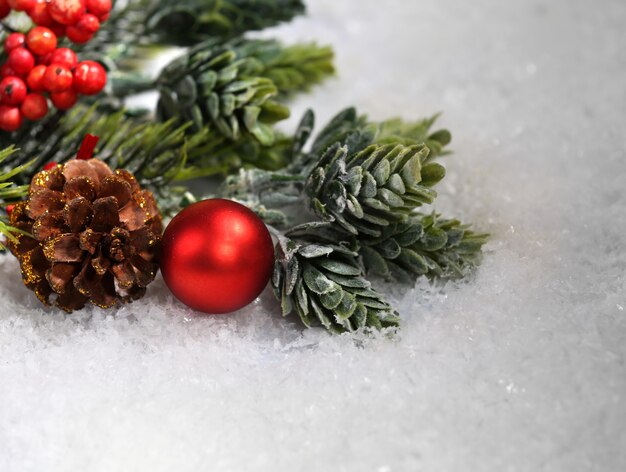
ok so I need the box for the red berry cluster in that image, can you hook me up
[0,0,112,43]
[0,0,110,131]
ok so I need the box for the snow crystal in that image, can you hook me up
[1,0,625,470]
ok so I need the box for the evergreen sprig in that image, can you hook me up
[152,39,333,145]
[79,0,306,53]
[361,213,488,282]
[0,147,32,250]
[155,39,291,143]
[223,108,487,333]
[273,225,400,333]
[145,0,306,45]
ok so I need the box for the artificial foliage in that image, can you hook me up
[273,224,400,333]
[0,0,488,334]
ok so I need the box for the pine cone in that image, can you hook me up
[272,225,400,333]
[8,159,162,312]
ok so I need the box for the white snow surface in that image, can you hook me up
[1,0,625,470]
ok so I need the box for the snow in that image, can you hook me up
[1,0,625,470]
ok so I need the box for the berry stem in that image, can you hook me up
[76,133,99,160]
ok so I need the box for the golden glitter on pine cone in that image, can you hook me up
[8,155,162,312]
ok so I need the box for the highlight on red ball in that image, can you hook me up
[0,0,111,132]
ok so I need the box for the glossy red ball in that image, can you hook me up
[160,199,275,314]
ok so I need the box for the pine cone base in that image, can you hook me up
[9,159,162,312]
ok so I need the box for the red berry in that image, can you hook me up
[43,64,73,92]
[37,51,54,65]
[0,0,10,19]
[72,60,106,95]
[48,22,67,38]
[0,105,23,132]
[48,0,86,26]
[85,0,110,17]
[27,0,54,27]
[66,24,93,44]
[75,13,100,33]
[43,162,58,170]
[26,65,47,92]
[0,64,18,78]
[8,48,35,75]
[0,76,27,106]
[97,11,108,22]
[8,0,35,11]
[50,89,77,110]
[4,33,26,54]
[6,203,15,215]
[26,27,58,56]
[49,47,78,69]
[20,93,48,120]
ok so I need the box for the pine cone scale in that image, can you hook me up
[43,234,84,263]
[46,263,78,294]
[64,197,93,233]
[64,176,97,201]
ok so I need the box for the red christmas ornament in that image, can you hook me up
[160,199,275,314]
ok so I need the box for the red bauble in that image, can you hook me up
[160,199,275,314]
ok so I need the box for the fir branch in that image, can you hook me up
[360,213,489,282]
[145,0,306,45]
[0,103,296,203]
[80,0,306,55]
[154,39,291,143]
[304,141,440,238]
[237,41,335,97]
[273,227,400,333]
[0,147,32,250]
